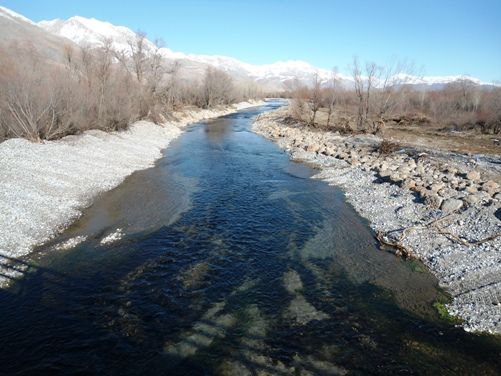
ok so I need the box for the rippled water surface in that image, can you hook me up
[0,102,500,375]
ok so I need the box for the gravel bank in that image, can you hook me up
[253,107,501,334]
[0,101,264,283]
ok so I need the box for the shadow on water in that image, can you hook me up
[0,101,500,375]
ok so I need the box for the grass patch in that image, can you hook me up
[433,298,462,325]
[406,260,426,273]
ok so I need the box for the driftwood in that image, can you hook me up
[376,231,412,258]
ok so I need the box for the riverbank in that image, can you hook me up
[0,100,264,284]
[253,106,501,334]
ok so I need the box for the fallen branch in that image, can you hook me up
[376,231,413,259]
[435,225,501,247]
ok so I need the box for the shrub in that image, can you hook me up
[378,139,401,155]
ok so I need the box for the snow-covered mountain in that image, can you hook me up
[0,6,77,65]
[1,6,494,91]
[37,15,349,89]
[0,5,36,25]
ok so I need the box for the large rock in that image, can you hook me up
[465,185,477,194]
[424,191,443,208]
[466,170,481,181]
[430,182,445,192]
[415,164,426,175]
[397,166,412,176]
[463,194,481,205]
[379,169,391,178]
[389,173,403,184]
[306,144,320,153]
[440,198,463,213]
[481,180,500,196]
[402,179,417,190]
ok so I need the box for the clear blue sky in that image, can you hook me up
[3,0,501,81]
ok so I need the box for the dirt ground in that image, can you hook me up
[383,125,501,156]
[312,108,501,156]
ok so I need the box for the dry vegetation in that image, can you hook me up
[286,58,501,154]
[0,32,262,143]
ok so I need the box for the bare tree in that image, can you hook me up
[201,67,234,108]
[352,57,376,131]
[128,30,148,83]
[307,73,322,125]
[324,68,339,127]
[372,60,415,131]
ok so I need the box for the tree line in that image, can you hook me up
[0,32,263,142]
[286,58,501,135]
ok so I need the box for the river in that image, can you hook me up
[0,101,499,375]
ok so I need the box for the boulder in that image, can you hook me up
[466,170,481,181]
[440,198,463,213]
[379,169,391,179]
[463,194,481,205]
[402,179,417,190]
[397,166,412,175]
[389,173,403,184]
[415,165,426,176]
[306,144,320,153]
[481,180,500,195]
[424,191,443,208]
[430,182,445,192]
[447,166,458,175]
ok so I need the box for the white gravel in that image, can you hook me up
[253,108,501,334]
[0,101,264,282]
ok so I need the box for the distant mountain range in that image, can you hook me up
[1,6,496,91]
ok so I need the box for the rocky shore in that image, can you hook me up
[0,101,264,285]
[253,106,501,334]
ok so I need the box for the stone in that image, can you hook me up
[463,194,481,205]
[466,170,481,181]
[437,188,454,198]
[379,169,391,178]
[447,166,458,175]
[389,173,403,184]
[481,180,500,195]
[350,158,360,166]
[326,148,336,156]
[430,182,445,192]
[415,165,426,175]
[414,186,427,197]
[424,192,443,208]
[407,159,417,168]
[402,179,416,190]
[306,144,320,153]
[397,166,412,175]
[440,198,463,213]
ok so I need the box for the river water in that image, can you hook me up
[0,101,499,375]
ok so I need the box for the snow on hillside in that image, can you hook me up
[393,73,483,86]
[0,5,36,25]
[37,15,353,88]
[39,14,493,89]
[38,16,152,51]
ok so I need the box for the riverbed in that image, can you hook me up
[0,101,499,374]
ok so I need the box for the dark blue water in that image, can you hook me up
[0,101,499,375]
